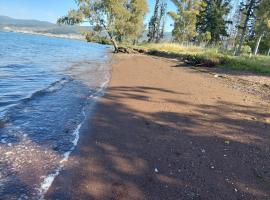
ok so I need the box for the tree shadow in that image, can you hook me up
[46,85,270,200]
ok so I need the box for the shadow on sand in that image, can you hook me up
[46,86,270,200]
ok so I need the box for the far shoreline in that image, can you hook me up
[1,29,85,41]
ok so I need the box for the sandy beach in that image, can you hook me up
[46,54,270,200]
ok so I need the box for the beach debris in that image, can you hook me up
[224,140,230,145]
[214,74,225,78]
[251,117,257,120]
[154,168,159,173]
[234,188,238,192]
[210,165,215,169]
[5,151,13,155]
[201,149,206,153]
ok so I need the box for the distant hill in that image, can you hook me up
[0,15,54,27]
[0,15,92,40]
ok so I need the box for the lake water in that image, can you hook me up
[0,32,111,199]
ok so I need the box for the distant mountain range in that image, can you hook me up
[0,15,91,40]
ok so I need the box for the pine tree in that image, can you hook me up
[196,0,232,45]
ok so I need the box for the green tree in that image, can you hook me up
[196,0,232,45]
[126,0,149,44]
[168,0,200,43]
[235,0,260,55]
[253,0,270,55]
[148,0,167,42]
[58,0,148,52]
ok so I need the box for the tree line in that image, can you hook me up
[58,0,270,55]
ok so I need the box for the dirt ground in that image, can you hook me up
[46,54,270,200]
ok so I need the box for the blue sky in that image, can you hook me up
[0,0,176,31]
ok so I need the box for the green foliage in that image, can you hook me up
[84,32,111,45]
[196,0,232,44]
[234,0,260,56]
[58,0,148,50]
[197,31,212,44]
[240,45,252,54]
[253,0,270,54]
[168,0,200,42]
[222,55,270,74]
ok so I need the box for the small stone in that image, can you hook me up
[1,139,6,144]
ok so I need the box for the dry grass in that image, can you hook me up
[128,43,270,75]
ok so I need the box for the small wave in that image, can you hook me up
[0,77,72,117]
[38,110,84,200]
[25,77,72,101]
[37,78,110,200]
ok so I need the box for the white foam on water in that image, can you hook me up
[37,77,110,200]
[37,111,85,200]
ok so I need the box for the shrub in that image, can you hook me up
[85,32,111,45]
[241,45,252,54]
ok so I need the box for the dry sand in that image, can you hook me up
[46,54,270,200]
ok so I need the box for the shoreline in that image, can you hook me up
[39,61,111,199]
[0,31,113,199]
[46,54,270,200]
[0,29,85,41]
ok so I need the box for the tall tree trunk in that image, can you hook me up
[268,48,270,56]
[235,21,248,56]
[254,34,263,55]
[235,0,256,56]
[100,21,119,52]
[148,0,160,42]
[111,38,119,53]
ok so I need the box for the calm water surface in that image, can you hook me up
[0,32,111,199]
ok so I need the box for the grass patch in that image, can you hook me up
[127,43,270,75]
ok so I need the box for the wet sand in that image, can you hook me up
[46,54,270,200]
